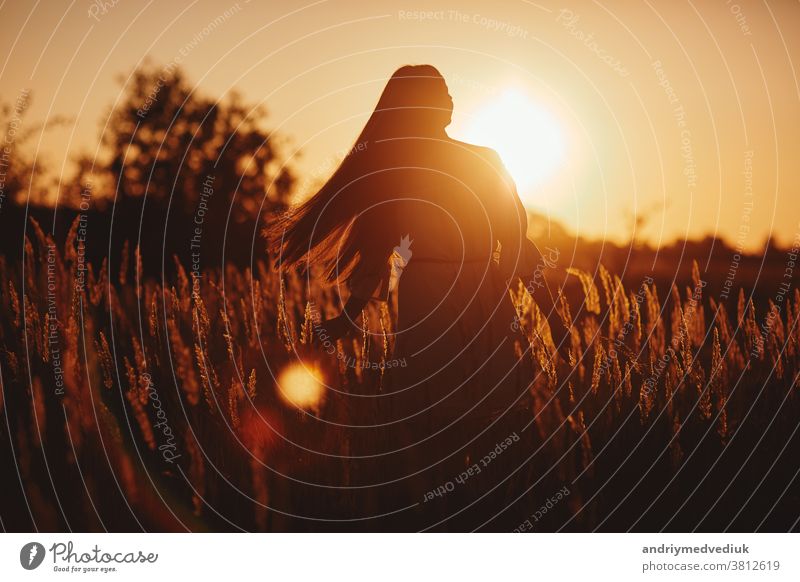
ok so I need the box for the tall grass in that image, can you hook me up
[1,218,798,531]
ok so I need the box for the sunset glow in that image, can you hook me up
[459,90,565,192]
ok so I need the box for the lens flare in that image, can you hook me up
[276,361,326,413]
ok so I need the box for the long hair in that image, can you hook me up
[266,64,452,284]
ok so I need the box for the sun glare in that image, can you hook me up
[276,362,326,413]
[460,89,565,191]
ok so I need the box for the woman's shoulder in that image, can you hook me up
[445,138,503,166]
[444,138,513,187]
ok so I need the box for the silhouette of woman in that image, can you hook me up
[268,65,569,528]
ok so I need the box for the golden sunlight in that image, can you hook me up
[460,89,565,192]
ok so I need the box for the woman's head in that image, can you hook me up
[266,64,452,282]
[365,64,453,138]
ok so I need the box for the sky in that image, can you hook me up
[1,0,799,250]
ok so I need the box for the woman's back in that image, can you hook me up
[352,136,532,419]
[370,137,510,263]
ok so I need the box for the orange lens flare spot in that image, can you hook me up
[276,362,326,413]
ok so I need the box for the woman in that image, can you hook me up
[268,65,569,528]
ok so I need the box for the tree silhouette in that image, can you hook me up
[0,94,71,208]
[101,60,293,223]
[49,61,298,270]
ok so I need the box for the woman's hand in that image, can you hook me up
[318,315,355,342]
[316,295,370,342]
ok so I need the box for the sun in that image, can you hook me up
[459,89,565,191]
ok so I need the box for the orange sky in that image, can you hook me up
[2,0,798,250]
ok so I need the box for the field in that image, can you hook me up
[1,217,799,532]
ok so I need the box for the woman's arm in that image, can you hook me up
[318,209,397,342]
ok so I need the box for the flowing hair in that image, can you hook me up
[265,64,451,284]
